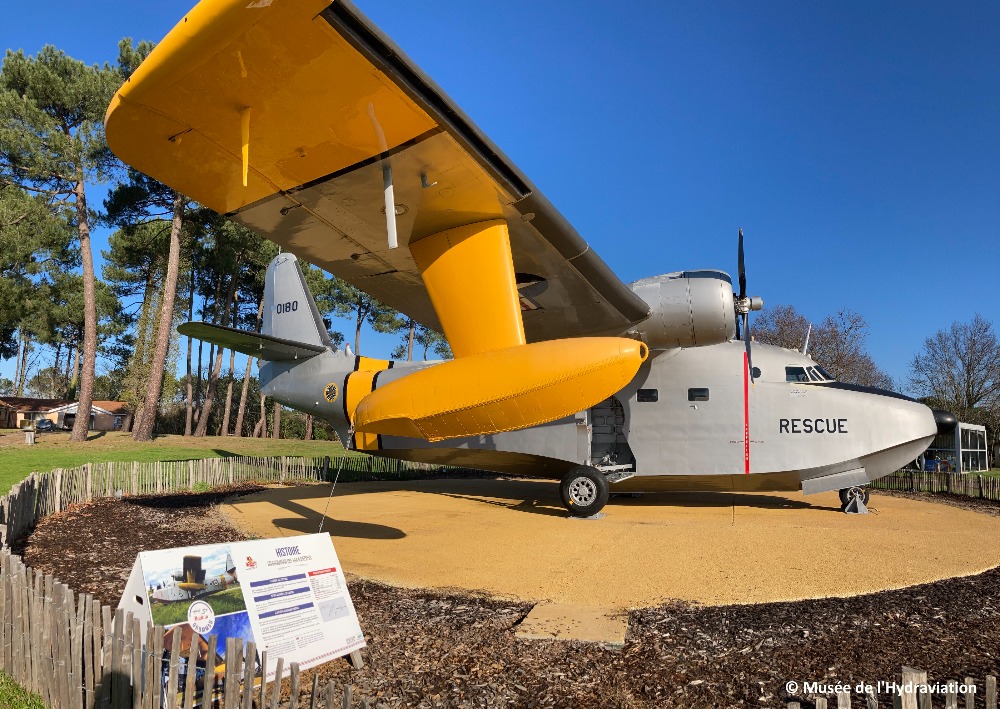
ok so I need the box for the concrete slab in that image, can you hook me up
[515,603,628,647]
[220,478,1000,608]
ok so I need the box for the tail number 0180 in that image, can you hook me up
[276,301,298,315]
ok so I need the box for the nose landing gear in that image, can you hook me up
[839,486,870,514]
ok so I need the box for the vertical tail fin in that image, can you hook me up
[262,253,332,348]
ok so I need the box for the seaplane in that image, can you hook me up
[105,0,954,518]
[150,554,238,603]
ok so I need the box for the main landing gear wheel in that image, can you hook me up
[839,486,870,514]
[560,465,609,517]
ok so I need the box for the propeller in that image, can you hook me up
[734,228,763,382]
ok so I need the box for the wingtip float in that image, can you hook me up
[352,338,649,443]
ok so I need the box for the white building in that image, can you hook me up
[923,422,989,473]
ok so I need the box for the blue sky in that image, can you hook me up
[3,1,998,390]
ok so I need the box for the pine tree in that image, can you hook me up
[0,46,121,441]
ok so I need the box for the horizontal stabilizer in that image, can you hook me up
[177,322,326,362]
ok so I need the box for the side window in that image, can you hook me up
[785,366,810,382]
[637,389,658,402]
[688,388,710,402]
[806,367,821,381]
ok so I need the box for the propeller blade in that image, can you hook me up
[743,313,754,383]
[737,228,746,300]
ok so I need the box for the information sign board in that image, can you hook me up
[119,533,365,701]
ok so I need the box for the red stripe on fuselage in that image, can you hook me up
[743,350,750,474]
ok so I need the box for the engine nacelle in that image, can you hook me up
[628,270,736,349]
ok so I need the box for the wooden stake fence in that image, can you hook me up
[0,549,369,708]
[0,454,458,550]
[870,469,1000,502]
[0,454,420,707]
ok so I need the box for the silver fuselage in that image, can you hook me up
[262,340,936,495]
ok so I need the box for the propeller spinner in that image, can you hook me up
[734,228,763,381]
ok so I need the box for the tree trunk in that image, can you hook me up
[305,414,313,441]
[233,356,254,437]
[16,341,29,396]
[202,341,216,419]
[193,335,204,425]
[354,308,362,354]
[219,296,240,436]
[256,394,268,438]
[53,341,62,376]
[271,401,281,439]
[13,331,25,396]
[70,176,98,442]
[134,192,185,442]
[234,300,263,437]
[184,261,196,436]
[63,342,73,382]
[207,342,216,382]
[220,348,237,435]
[125,265,159,426]
[69,344,80,399]
[194,266,240,437]
[407,319,415,361]
[194,277,221,426]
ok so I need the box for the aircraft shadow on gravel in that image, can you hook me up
[232,478,845,523]
[267,515,405,540]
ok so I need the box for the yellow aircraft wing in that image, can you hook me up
[105,0,650,343]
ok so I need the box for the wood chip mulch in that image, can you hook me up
[16,487,1000,708]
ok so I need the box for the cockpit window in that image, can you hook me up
[785,366,810,382]
[815,366,835,381]
[806,367,822,381]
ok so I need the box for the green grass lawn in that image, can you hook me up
[0,672,45,709]
[0,430,355,495]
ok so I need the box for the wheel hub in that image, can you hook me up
[846,486,865,501]
[568,477,598,506]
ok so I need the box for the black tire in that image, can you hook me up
[839,486,870,508]
[560,466,610,517]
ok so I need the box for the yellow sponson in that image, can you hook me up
[353,338,648,441]
[409,220,525,358]
[104,0,436,214]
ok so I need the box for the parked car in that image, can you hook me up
[34,419,55,432]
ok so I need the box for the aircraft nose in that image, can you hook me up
[932,408,957,435]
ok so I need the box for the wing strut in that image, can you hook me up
[240,107,251,187]
[368,103,399,249]
[349,219,648,441]
[381,161,398,249]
